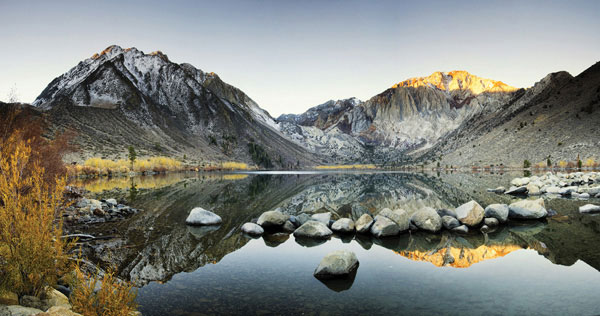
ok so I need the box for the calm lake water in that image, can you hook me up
[79,171,600,316]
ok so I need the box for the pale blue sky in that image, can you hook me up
[0,0,598,116]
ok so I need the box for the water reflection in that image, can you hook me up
[81,172,600,289]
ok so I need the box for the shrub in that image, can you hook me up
[70,266,138,316]
[0,135,74,296]
[523,160,531,168]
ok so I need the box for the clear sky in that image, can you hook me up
[0,0,598,117]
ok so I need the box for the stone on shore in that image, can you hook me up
[314,250,359,279]
[526,183,541,195]
[257,210,289,228]
[454,201,484,226]
[377,208,410,231]
[436,208,457,218]
[508,199,547,219]
[282,220,296,233]
[355,214,374,234]
[185,207,222,225]
[579,204,600,213]
[0,305,44,316]
[241,222,264,236]
[296,213,311,226]
[410,207,442,232]
[331,218,355,233]
[487,186,506,194]
[370,216,400,237]
[37,306,83,316]
[293,221,333,239]
[484,204,509,223]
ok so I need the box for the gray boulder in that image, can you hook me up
[526,183,541,195]
[297,213,311,226]
[559,186,578,195]
[355,214,374,234]
[293,221,333,239]
[283,221,296,233]
[545,186,561,194]
[484,204,509,223]
[377,208,410,231]
[185,207,222,225]
[105,198,118,206]
[311,212,332,225]
[314,250,359,279]
[0,305,44,316]
[410,207,442,232]
[454,201,484,226]
[579,204,600,213]
[257,210,289,228]
[508,199,547,219]
[370,216,400,237]
[441,216,460,230]
[331,218,355,233]
[241,223,264,236]
[487,186,506,194]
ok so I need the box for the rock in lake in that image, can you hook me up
[185,207,222,225]
[505,186,528,195]
[451,225,469,234]
[454,201,484,226]
[484,217,499,226]
[314,250,359,279]
[311,212,332,225]
[282,220,296,233]
[257,210,289,228]
[293,221,333,239]
[355,214,374,234]
[331,218,355,233]
[441,216,460,230]
[579,204,600,213]
[378,208,410,231]
[241,223,264,236]
[296,213,311,226]
[370,216,400,237]
[527,183,541,195]
[484,204,509,223]
[437,208,457,218]
[508,199,547,219]
[410,207,442,232]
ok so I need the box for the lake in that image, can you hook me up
[75,171,600,316]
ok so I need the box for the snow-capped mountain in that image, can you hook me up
[34,45,316,166]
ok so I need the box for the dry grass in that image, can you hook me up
[70,265,138,316]
[0,135,74,296]
[315,164,377,170]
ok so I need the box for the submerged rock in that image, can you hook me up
[370,216,400,237]
[331,218,355,233]
[241,223,264,236]
[484,217,499,226]
[410,207,442,232]
[314,250,359,279]
[484,204,509,223]
[293,221,332,239]
[355,214,374,234]
[508,199,547,219]
[185,207,222,225]
[452,225,469,234]
[257,210,289,228]
[579,204,600,213]
[454,201,484,226]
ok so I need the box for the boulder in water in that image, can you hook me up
[185,207,222,225]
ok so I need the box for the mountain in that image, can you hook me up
[32,45,317,167]
[278,71,519,164]
[424,62,600,168]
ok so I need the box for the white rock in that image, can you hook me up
[579,204,600,213]
[314,250,359,279]
[241,223,264,236]
[185,207,222,225]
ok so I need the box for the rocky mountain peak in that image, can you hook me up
[392,70,517,94]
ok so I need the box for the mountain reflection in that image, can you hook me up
[83,172,600,286]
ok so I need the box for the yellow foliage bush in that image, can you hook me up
[222,162,249,170]
[70,266,138,316]
[72,156,183,176]
[0,136,74,296]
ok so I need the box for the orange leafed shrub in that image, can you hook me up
[0,135,74,296]
[70,265,138,316]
